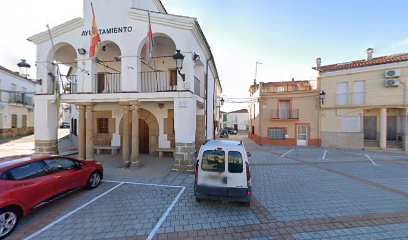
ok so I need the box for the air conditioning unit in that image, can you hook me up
[385,69,401,78]
[384,79,400,87]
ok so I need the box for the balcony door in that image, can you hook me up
[139,119,149,154]
[279,101,290,119]
[297,125,308,146]
[97,73,105,93]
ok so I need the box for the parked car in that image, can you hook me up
[0,156,103,239]
[220,129,229,138]
[194,140,252,206]
[226,127,238,135]
[60,121,70,129]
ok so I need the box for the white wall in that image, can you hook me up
[0,69,36,129]
[227,112,249,131]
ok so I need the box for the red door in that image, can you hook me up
[7,162,56,209]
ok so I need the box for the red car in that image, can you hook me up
[0,155,103,239]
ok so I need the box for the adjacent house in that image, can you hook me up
[224,109,249,131]
[315,49,408,151]
[28,0,222,172]
[249,80,320,146]
[0,65,35,139]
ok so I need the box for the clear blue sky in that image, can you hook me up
[1,0,408,111]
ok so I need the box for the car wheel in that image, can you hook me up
[0,207,19,240]
[242,201,251,207]
[195,197,203,202]
[87,172,101,189]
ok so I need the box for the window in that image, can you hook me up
[228,151,243,173]
[223,114,227,122]
[336,82,349,106]
[11,114,17,128]
[97,118,109,133]
[269,128,286,140]
[201,150,225,172]
[22,115,27,128]
[278,100,290,119]
[44,158,78,173]
[352,81,365,105]
[9,162,48,180]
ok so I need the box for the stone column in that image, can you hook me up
[85,104,94,160]
[122,103,130,166]
[78,105,86,160]
[130,101,141,167]
[173,98,196,173]
[34,97,58,155]
[380,108,387,149]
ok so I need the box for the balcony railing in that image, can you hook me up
[261,81,315,94]
[94,73,121,93]
[9,92,33,107]
[194,77,202,97]
[62,75,78,94]
[140,71,176,93]
[271,109,299,119]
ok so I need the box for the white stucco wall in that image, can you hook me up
[227,112,249,131]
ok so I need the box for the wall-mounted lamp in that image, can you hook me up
[17,59,31,78]
[220,97,225,106]
[173,50,186,81]
[319,90,326,105]
[77,48,87,55]
[193,52,200,62]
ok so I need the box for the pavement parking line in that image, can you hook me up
[322,150,327,160]
[147,186,186,240]
[365,154,377,166]
[280,149,294,157]
[102,180,183,189]
[24,183,124,240]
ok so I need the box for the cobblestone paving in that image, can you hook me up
[31,184,181,240]
[251,164,408,221]
[292,223,408,239]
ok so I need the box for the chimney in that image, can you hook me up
[291,78,295,82]
[367,48,374,60]
[316,58,322,68]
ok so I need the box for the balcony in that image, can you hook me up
[95,73,121,94]
[140,71,177,93]
[62,75,78,94]
[9,92,34,107]
[261,81,315,94]
[271,109,299,119]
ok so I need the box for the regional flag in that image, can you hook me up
[145,12,154,64]
[89,3,101,58]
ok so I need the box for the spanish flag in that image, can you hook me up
[89,3,101,58]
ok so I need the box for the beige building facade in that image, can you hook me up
[249,80,321,147]
[316,50,408,151]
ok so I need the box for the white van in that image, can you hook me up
[194,140,252,206]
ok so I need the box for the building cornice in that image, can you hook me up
[320,61,408,78]
[27,18,84,45]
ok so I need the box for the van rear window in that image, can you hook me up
[228,151,243,173]
[201,150,225,172]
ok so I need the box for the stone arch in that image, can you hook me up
[138,108,159,154]
[120,108,159,154]
[137,32,177,58]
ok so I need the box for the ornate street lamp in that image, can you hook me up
[17,59,31,78]
[173,50,186,81]
[320,90,326,105]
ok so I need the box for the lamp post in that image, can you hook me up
[17,59,31,78]
[254,61,263,85]
[320,90,326,106]
[172,50,186,81]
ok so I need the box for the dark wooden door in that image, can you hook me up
[364,116,377,140]
[139,119,149,154]
[387,116,397,141]
[170,70,177,87]
[97,73,105,93]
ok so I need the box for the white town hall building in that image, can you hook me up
[28,0,222,172]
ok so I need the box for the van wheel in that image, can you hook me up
[0,207,19,240]
[242,201,251,207]
[195,197,203,202]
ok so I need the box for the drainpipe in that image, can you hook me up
[205,58,212,140]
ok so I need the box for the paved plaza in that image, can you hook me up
[3,136,408,239]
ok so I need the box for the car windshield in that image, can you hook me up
[201,150,225,172]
